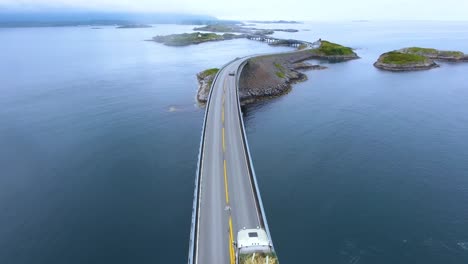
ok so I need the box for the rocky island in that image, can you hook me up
[374,47,468,71]
[374,51,439,71]
[197,40,358,104]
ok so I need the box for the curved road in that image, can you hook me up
[194,59,263,264]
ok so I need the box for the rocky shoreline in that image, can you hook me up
[197,40,358,105]
[196,68,219,103]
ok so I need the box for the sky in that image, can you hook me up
[1,0,467,21]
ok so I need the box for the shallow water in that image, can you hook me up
[1,21,468,263]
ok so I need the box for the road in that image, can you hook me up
[194,58,262,264]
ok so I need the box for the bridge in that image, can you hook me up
[246,34,317,48]
[187,57,274,264]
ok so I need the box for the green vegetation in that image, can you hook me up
[199,68,219,87]
[438,50,464,58]
[276,71,285,78]
[403,47,464,59]
[380,51,427,65]
[297,43,308,50]
[153,32,224,46]
[274,62,285,71]
[405,47,438,54]
[201,68,219,76]
[274,62,286,78]
[238,252,278,264]
[194,24,274,35]
[194,24,239,32]
[312,40,354,56]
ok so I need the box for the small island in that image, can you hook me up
[152,32,243,46]
[374,51,439,71]
[308,40,358,61]
[193,24,274,35]
[374,47,468,71]
[197,40,358,104]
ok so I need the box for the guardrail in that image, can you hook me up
[234,60,275,250]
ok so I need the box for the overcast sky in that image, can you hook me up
[1,0,467,21]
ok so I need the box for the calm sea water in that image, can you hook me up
[1,21,468,264]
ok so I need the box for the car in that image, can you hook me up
[229,71,235,76]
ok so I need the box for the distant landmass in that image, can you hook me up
[116,24,152,29]
[0,11,222,27]
[246,20,302,24]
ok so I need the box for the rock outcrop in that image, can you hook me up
[196,68,218,103]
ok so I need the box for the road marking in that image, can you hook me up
[222,127,225,152]
[222,107,225,123]
[228,216,235,264]
[224,159,229,204]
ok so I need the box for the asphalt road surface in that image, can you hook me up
[195,59,262,264]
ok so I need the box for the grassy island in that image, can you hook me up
[380,51,427,65]
[311,40,355,56]
[400,47,465,60]
[374,46,468,71]
[374,51,438,71]
[153,32,242,46]
[194,24,274,35]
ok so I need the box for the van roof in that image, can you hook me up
[237,228,270,248]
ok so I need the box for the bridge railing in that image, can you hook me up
[234,60,275,250]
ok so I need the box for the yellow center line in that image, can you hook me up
[223,159,229,204]
[228,216,235,264]
[222,89,234,264]
[222,127,225,152]
[222,107,225,123]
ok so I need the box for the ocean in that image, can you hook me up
[1,21,468,263]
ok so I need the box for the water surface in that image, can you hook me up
[1,21,468,263]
